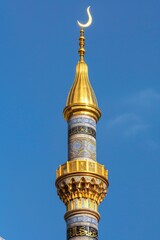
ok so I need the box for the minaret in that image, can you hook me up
[55,7,109,240]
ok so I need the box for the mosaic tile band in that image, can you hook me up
[67,226,98,240]
[66,215,98,227]
[68,116,96,129]
[69,126,96,139]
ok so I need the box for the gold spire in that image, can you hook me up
[63,7,101,122]
[78,29,85,62]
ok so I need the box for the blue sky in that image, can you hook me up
[0,0,160,239]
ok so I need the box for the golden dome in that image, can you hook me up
[63,29,101,122]
[67,61,98,106]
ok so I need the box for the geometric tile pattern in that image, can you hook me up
[68,137,96,161]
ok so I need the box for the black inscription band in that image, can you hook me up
[67,226,98,239]
[68,126,96,139]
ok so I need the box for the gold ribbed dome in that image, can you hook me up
[63,29,101,122]
[66,61,98,106]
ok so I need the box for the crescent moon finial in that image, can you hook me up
[77,6,92,28]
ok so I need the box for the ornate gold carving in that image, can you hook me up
[67,198,98,212]
[79,161,87,171]
[56,159,108,179]
[56,176,108,206]
[70,161,76,171]
[89,162,95,172]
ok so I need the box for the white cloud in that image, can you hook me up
[108,113,150,137]
[108,113,141,128]
[106,88,159,143]
[0,237,5,240]
[124,123,150,136]
[128,89,160,107]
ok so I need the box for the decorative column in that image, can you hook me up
[55,7,109,240]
